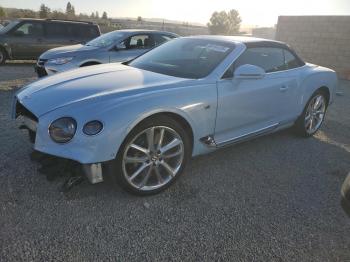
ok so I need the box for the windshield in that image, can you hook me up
[129,38,235,79]
[86,31,125,47]
[0,20,20,34]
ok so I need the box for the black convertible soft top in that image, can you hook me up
[244,40,305,66]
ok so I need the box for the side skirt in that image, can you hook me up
[201,123,280,148]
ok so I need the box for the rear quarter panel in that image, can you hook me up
[297,64,337,115]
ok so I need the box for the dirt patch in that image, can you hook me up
[0,78,36,91]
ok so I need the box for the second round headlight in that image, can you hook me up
[49,117,77,143]
[83,120,103,136]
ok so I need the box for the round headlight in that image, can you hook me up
[83,120,103,136]
[49,117,77,143]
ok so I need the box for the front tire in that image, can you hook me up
[105,116,191,195]
[294,90,328,137]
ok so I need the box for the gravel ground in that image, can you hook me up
[0,64,349,261]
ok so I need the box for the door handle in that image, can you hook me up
[280,85,289,92]
[37,38,43,42]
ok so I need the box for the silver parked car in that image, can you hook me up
[35,29,178,77]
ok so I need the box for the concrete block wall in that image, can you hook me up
[252,27,276,40]
[276,16,350,79]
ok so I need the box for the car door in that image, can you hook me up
[109,34,154,63]
[8,21,46,59]
[214,47,300,145]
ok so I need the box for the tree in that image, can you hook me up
[39,4,51,18]
[78,13,89,19]
[137,16,142,22]
[66,2,75,18]
[22,9,36,18]
[90,12,95,19]
[51,10,67,19]
[95,11,99,19]
[102,11,108,19]
[0,6,6,19]
[226,9,241,34]
[207,9,241,35]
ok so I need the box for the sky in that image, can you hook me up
[1,0,349,26]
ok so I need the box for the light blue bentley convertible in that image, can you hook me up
[13,36,337,195]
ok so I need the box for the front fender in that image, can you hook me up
[34,82,218,163]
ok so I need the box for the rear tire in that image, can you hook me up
[104,115,191,195]
[294,89,328,137]
[0,49,7,65]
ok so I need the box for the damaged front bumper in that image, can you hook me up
[14,99,105,185]
[82,163,104,184]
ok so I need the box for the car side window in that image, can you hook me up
[222,46,302,79]
[235,47,285,73]
[45,23,68,37]
[153,34,175,46]
[284,49,302,70]
[123,34,152,49]
[12,22,44,37]
[78,25,99,39]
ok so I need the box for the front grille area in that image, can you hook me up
[36,67,48,77]
[37,59,48,66]
[16,101,38,144]
[16,101,38,122]
[36,59,48,77]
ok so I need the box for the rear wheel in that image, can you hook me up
[105,116,191,195]
[0,49,7,65]
[294,90,328,137]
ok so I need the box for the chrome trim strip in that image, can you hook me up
[215,123,279,147]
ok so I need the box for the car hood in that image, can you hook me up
[40,44,101,59]
[16,63,188,117]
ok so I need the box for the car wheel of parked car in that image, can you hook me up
[294,89,328,137]
[80,62,100,67]
[105,115,191,195]
[0,49,6,65]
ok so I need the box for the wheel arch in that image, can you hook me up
[0,45,10,59]
[318,86,330,105]
[299,70,337,112]
[79,60,102,67]
[125,110,195,154]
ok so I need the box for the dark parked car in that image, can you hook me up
[0,18,100,64]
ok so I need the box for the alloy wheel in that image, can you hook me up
[304,94,326,134]
[122,126,185,191]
